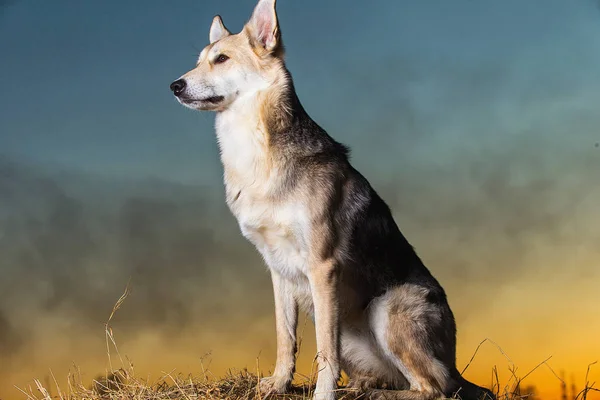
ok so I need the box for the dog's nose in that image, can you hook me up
[170,79,187,96]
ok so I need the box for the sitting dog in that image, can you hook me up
[170,1,494,399]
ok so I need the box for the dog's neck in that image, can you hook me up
[214,69,296,190]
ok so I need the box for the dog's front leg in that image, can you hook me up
[259,270,298,396]
[308,258,340,400]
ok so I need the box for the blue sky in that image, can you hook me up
[2,0,599,184]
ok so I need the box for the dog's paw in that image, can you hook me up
[312,390,336,400]
[312,381,337,400]
[258,375,290,397]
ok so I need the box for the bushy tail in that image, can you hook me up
[365,376,495,400]
[452,376,496,400]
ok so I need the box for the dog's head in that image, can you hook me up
[170,0,285,112]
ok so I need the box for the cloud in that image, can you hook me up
[0,157,271,363]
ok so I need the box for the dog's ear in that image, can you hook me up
[246,0,280,52]
[209,15,230,44]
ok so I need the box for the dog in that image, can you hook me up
[170,1,494,399]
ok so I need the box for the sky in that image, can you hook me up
[1,0,600,399]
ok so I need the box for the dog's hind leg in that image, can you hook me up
[368,285,459,400]
[340,325,408,393]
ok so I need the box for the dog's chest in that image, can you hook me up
[216,113,311,280]
[230,192,310,279]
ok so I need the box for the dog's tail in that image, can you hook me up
[365,371,495,400]
[451,373,496,400]
[365,381,495,400]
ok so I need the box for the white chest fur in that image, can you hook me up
[215,109,311,281]
[237,196,310,281]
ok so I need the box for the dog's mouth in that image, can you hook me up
[180,95,224,105]
[202,96,225,104]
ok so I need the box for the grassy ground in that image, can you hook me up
[19,367,362,400]
[15,364,588,400]
[14,342,600,400]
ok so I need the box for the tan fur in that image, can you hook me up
[307,257,341,398]
[385,287,450,395]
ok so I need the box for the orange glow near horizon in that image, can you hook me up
[2,270,599,400]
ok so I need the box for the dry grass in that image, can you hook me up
[18,366,331,400]
[14,364,600,400]
[14,286,599,400]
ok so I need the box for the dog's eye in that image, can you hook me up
[214,54,229,64]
